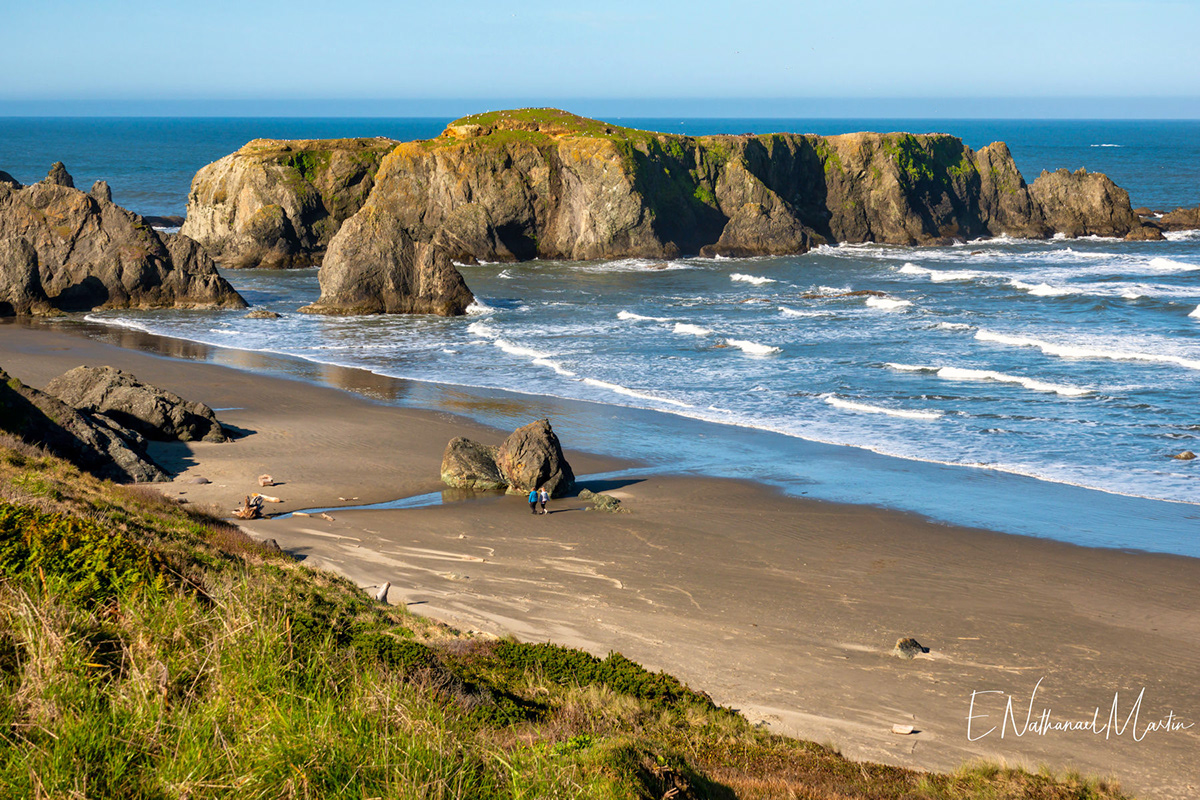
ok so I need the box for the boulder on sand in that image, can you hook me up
[46,365,227,443]
[440,437,506,491]
[0,366,167,482]
[495,418,575,498]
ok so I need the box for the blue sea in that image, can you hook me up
[2,117,1199,555]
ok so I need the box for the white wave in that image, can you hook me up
[575,258,692,273]
[723,338,781,355]
[466,321,498,338]
[1190,305,1200,319]
[152,225,181,234]
[1090,143,1122,147]
[975,329,1200,371]
[823,395,943,420]
[83,314,153,333]
[1122,289,1145,300]
[898,263,982,282]
[617,310,671,322]
[937,322,973,331]
[1164,230,1200,242]
[582,378,692,408]
[441,349,459,354]
[531,358,576,377]
[865,296,913,310]
[493,338,550,360]
[886,363,1091,396]
[1145,257,1198,272]
[465,299,494,315]
[730,273,776,285]
[1010,279,1078,297]
[673,323,713,336]
[495,269,515,279]
[779,305,827,318]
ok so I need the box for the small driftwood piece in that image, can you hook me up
[259,474,275,487]
[234,494,263,519]
[374,582,391,603]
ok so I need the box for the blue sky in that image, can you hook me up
[3,0,1198,117]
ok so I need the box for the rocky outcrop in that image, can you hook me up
[299,216,473,316]
[182,137,397,268]
[494,418,574,497]
[1154,206,1200,231]
[439,419,575,497]
[309,110,1141,274]
[0,163,246,316]
[1028,168,1139,238]
[0,366,167,482]
[46,366,227,443]
[440,437,505,491]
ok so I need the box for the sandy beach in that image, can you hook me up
[3,318,1198,799]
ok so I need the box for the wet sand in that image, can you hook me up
[3,320,1198,798]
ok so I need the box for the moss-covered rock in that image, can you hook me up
[182,137,397,268]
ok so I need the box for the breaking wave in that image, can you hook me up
[723,338,782,356]
[899,263,983,282]
[673,323,713,336]
[865,296,913,310]
[823,395,944,420]
[886,363,1091,396]
[730,273,776,285]
[975,329,1200,371]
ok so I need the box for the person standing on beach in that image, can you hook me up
[538,486,549,515]
[528,488,538,515]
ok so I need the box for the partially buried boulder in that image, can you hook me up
[440,437,506,491]
[495,418,575,497]
[46,366,227,443]
[0,366,167,482]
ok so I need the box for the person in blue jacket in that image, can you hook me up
[528,488,538,514]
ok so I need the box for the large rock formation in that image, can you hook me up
[439,418,575,497]
[185,110,1147,316]
[0,366,167,482]
[0,163,246,316]
[182,137,397,268]
[317,109,1139,268]
[298,217,474,316]
[46,366,227,443]
[1028,168,1139,238]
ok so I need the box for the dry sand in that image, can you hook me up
[3,319,1198,798]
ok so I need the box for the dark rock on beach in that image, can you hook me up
[244,308,282,319]
[46,365,228,443]
[495,418,575,498]
[439,418,575,497]
[0,366,168,483]
[440,437,506,491]
[0,162,246,316]
[891,637,930,660]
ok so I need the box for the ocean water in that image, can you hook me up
[3,117,1199,555]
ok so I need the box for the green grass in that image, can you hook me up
[0,438,1133,799]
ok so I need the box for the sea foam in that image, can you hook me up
[730,273,776,285]
[823,395,943,420]
[582,378,693,407]
[899,263,982,282]
[975,329,1200,371]
[723,338,782,355]
[673,323,713,336]
[1145,257,1198,272]
[617,310,672,322]
[1010,280,1078,297]
[886,363,1091,396]
[1190,305,1200,319]
[865,296,913,310]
